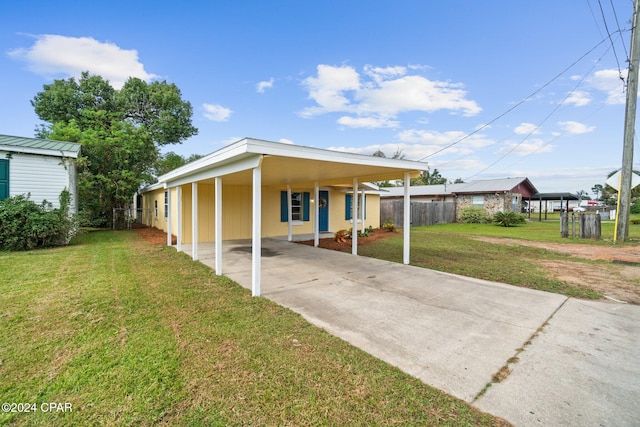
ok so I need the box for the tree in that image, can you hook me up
[411,167,447,185]
[155,152,205,177]
[591,184,603,201]
[575,190,590,201]
[32,72,198,225]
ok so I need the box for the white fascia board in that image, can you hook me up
[166,154,263,188]
[0,145,80,159]
[243,138,429,171]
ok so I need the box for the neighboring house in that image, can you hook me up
[0,134,81,214]
[138,138,428,296]
[381,177,538,220]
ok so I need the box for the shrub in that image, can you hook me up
[460,206,492,224]
[382,220,396,232]
[0,191,77,251]
[631,202,640,214]
[493,211,527,227]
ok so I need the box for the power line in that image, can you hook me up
[609,0,630,59]
[418,36,612,162]
[597,0,626,81]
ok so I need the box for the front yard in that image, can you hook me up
[0,230,505,426]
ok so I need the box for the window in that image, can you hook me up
[472,195,484,206]
[280,191,310,222]
[164,191,168,218]
[512,196,519,212]
[154,200,158,218]
[345,193,366,220]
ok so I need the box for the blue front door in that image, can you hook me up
[319,190,329,232]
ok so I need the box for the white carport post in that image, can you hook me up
[403,172,410,265]
[176,186,182,252]
[192,182,198,261]
[352,177,358,255]
[166,187,172,246]
[252,164,262,297]
[215,177,223,275]
[360,188,366,233]
[287,185,292,241]
[314,182,320,247]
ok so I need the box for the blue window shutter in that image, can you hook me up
[280,191,288,222]
[345,194,352,220]
[364,194,367,219]
[303,192,310,221]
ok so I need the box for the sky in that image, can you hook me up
[2,0,639,195]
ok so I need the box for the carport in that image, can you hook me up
[153,138,429,296]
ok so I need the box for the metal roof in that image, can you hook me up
[0,134,81,158]
[382,177,537,198]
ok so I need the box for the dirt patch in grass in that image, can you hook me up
[133,225,176,245]
[474,237,640,304]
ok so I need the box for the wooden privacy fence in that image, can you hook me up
[380,200,456,227]
[560,212,601,239]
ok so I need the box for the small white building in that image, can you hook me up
[0,134,81,213]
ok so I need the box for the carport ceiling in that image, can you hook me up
[218,155,420,187]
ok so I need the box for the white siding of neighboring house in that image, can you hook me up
[5,152,77,213]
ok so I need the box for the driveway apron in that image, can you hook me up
[185,238,640,426]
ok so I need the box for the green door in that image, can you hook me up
[0,159,8,200]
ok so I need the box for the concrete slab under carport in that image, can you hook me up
[183,238,568,404]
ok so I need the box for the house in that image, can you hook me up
[138,138,429,296]
[380,177,538,221]
[0,134,81,213]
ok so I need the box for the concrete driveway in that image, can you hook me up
[185,238,640,426]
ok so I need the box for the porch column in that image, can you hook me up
[287,185,292,241]
[314,182,320,247]
[252,165,262,297]
[352,177,358,255]
[192,182,198,261]
[360,188,366,233]
[176,186,183,252]
[215,177,223,275]
[166,188,172,246]
[403,172,410,265]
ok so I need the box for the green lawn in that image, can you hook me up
[357,219,640,299]
[0,231,504,426]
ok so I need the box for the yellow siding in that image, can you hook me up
[141,183,381,243]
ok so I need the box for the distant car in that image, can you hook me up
[573,206,586,212]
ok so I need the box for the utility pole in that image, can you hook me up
[615,0,640,242]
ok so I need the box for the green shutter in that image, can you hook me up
[280,191,288,222]
[303,192,310,221]
[0,159,8,200]
[345,194,352,220]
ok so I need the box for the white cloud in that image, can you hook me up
[563,90,591,107]
[7,34,156,89]
[300,64,481,127]
[203,103,232,122]
[588,69,627,105]
[557,121,595,134]
[337,115,399,128]
[279,138,295,145]
[396,129,495,155]
[513,123,540,135]
[495,138,553,156]
[256,78,274,93]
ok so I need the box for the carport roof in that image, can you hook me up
[149,138,429,189]
[531,192,579,201]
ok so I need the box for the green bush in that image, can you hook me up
[459,206,492,224]
[493,211,527,227]
[0,191,77,251]
[631,202,640,214]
